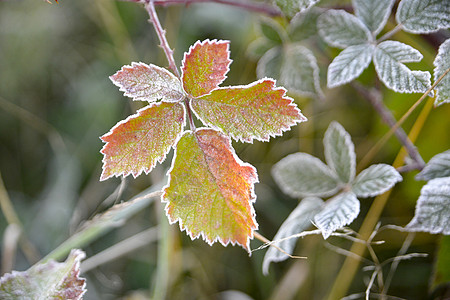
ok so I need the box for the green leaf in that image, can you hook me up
[406,177,450,235]
[191,79,306,142]
[396,0,450,34]
[327,44,375,88]
[163,129,259,252]
[288,8,322,41]
[262,197,323,275]
[317,9,372,49]
[323,122,356,184]
[257,17,286,44]
[352,164,403,197]
[110,62,184,102]
[275,0,321,18]
[272,152,341,198]
[100,102,185,180]
[0,249,86,300]
[433,236,450,288]
[257,44,323,98]
[433,39,450,106]
[373,41,431,93]
[416,150,450,181]
[353,0,395,35]
[314,192,360,239]
[247,38,277,60]
[181,39,232,98]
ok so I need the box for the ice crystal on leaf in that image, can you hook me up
[100,39,305,251]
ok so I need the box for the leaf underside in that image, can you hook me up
[416,150,450,181]
[100,102,185,180]
[162,128,258,252]
[192,79,306,142]
[181,39,232,98]
[352,164,403,198]
[433,39,450,106]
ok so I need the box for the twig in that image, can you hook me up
[1,224,21,274]
[366,270,378,300]
[377,24,403,43]
[252,231,307,259]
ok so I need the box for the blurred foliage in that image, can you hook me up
[0,0,449,299]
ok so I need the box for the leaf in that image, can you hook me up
[272,152,341,198]
[257,44,323,98]
[181,39,232,98]
[373,41,431,93]
[396,0,450,34]
[100,102,185,180]
[275,0,321,18]
[288,7,322,41]
[0,249,86,300]
[257,17,286,44]
[327,44,375,88]
[406,177,450,235]
[247,38,277,60]
[162,129,258,252]
[314,192,360,239]
[317,9,372,49]
[433,39,450,106]
[353,0,395,35]
[416,150,450,181]
[110,62,184,102]
[262,197,323,275]
[323,121,356,183]
[352,164,403,197]
[191,79,306,142]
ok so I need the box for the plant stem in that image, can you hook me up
[377,24,403,43]
[123,0,281,16]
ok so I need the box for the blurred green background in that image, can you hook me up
[0,0,449,299]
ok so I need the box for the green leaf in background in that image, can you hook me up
[327,44,375,88]
[288,7,322,42]
[353,0,395,35]
[110,62,185,102]
[275,0,321,18]
[432,236,450,291]
[192,79,306,142]
[257,44,323,98]
[396,0,450,34]
[433,39,450,106]
[181,39,232,98]
[163,129,259,252]
[100,102,185,180]
[317,10,372,49]
[416,150,450,181]
[323,121,356,184]
[0,249,86,300]
[247,37,277,60]
[373,41,431,93]
[352,164,403,198]
[314,192,360,239]
[406,177,450,235]
[272,153,340,198]
[256,17,286,44]
[262,197,323,275]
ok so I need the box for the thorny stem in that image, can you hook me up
[352,82,425,173]
[124,0,281,17]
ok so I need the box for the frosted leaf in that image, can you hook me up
[272,152,340,198]
[352,164,403,197]
[247,38,277,60]
[374,41,431,93]
[433,39,450,106]
[317,9,372,49]
[110,62,185,102]
[257,17,286,44]
[289,7,322,41]
[0,250,86,300]
[262,197,323,275]
[275,0,321,18]
[323,122,356,183]
[257,44,323,98]
[327,44,375,88]
[314,192,360,239]
[396,0,450,34]
[353,0,395,35]
[406,177,450,235]
[416,150,450,181]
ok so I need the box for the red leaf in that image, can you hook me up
[100,102,185,180]
[181,39,232,98]
[110,62,184,102]
[162,128,258,252]
[191,78,307,142]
